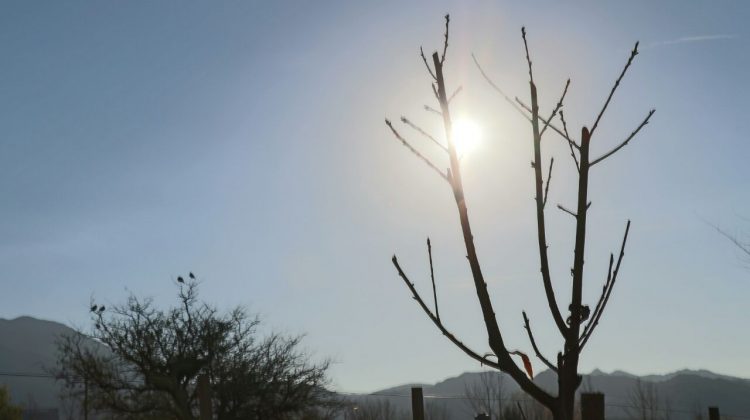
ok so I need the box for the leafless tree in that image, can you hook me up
[385,15,653,420]
[464,372,506,420]
[54,277,335,420]
[625,379,670,420]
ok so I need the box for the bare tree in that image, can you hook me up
[464,372,506,420]
[55,277,335,420]
[625,379,669,420]
[384,15,653,420]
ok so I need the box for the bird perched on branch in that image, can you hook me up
[177,276,184,283]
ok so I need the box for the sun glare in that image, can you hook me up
[451,117,482,157]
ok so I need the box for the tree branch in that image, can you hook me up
[448,85,463,103]
[440,14,450,64]
[526,41,568,336]
[420,46,437,80]
[400,116,448,153]
[540,79,570,137]
[472,53,530,119]
[559,109,580,171]
[427,238,439,321]
[392,255,499,369]
[543,157,554,209]
[385,119,448,182]
[424,104,442,116]
[432,47,555,410]
[579,220,631,350]
[589,42,640,137]
[590,109,655,166]
[522,311,558,373]
[521,27,534,85]
[516,98,580,150]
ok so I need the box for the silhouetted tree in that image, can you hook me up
[464,372,506,420]
[55,278,336,420]
[384,15,653,420]
[625,379,671,420]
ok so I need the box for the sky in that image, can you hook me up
[1,1,749,394]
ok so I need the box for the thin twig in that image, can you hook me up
[427,238,439,321]
[392,255,500,369]
[385,119,448,182]
[589,42,640,136]
[440,14,450,64]
[712,223,750,257]
[521,27,534,84]
[557,204,577,218]
[400,116,448,153]
[525,34,568,338]
[579,220,631,350]
[590,109,655,166]
[522,311,557,373]
[580,253,614,342]
[448,85,463,103]
[543,157,554,208]
[471,53,529,118]
[424,105,442,116]
[516,98,580,150]
[420,46,437,80]
[560,110,580,171]
[540,79,570,137]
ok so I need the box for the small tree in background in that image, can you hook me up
[384,15,653,420]
[463,372,506,420]
[0,386,23,420]
[55,277,336,420]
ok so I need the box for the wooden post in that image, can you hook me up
[580,392,605,420]
[198,374,212,420]
[411,387,425,420]
[708,406,720,420]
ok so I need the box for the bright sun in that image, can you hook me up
[451,117,482,157]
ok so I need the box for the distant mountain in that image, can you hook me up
[0,316,76,409]
[346,369,750,420]
[3,317,750,419]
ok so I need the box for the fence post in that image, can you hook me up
[411,387,425,420]
[708,406,720,420]
[581,392,605,420]
[198,374,212,420]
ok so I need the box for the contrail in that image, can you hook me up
[644,34,738,49]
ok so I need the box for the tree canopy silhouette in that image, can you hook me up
[55,277,337,420]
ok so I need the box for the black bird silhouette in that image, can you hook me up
[189,272,195,279]
[99,306,105,312]
[177,276,184,283]
[90,305,98,312]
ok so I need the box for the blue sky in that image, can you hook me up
[1,1,749,393]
